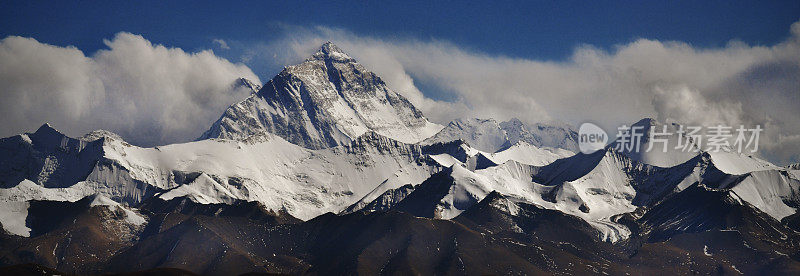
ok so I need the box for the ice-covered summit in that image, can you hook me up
[309,41,354,62]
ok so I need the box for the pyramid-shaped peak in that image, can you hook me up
[311,41,354,61]
[34,122,62,136]
[201,39,443,149]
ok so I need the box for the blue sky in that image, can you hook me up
[2,0,799,76]
[1,1,799,164]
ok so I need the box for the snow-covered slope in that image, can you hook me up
[0,179,90,202]
[88,194,148,226]
[502,118,580,152]
[121,132,441,220]
[485,141,574,166]
[423,117,579,153]
[386,157,638,241]
[381,142,798,242]
[423,118,510,152]
[0,121,585,237]
[706,150,780,175]
[729,169,800,220]
[0,125,440,222]
[200,42,442,149]
[0,201,30,236]
[528,147,795,239]
[344,139,572,215]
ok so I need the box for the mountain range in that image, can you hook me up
[1,42,799,275]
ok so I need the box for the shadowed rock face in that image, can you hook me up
[200,42,440,149]
[0,123,104,189]
[0,196,301,275]
[0,124,164,206]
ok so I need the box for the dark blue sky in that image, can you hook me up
[3,1,798,68]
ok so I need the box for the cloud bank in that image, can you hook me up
[1,23,798,165]
[0,33,259,146]
[238,22,800,165]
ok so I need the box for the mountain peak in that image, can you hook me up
[200,40,442,149]
[80,129,123,142]
[310,41,353,62]
[37,122,55,131]
[320,41,339,51]
[425,118,508,152]
[33,123,62,137]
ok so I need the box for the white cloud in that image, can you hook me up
[241,22,800,165]
[212,38,230,50]
[0,32,260,146]
[2,23,798,165]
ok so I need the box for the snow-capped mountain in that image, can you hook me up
[4,115,797,244]
[0,124,440,221]
[501,118,580,152]
[200,42,442,149]
[0,123,104,189]
[1,42,800,274]
[424,118,509,152]
[352,139,799,242]
[423,117,579,153]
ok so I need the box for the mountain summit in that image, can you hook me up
[200,42,442,149]
[311,41,354,61]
